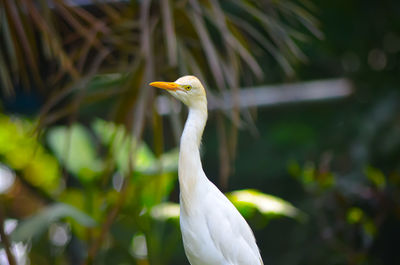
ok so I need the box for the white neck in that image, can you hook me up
[178,104,208,209]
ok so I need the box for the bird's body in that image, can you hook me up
[150,76,263,265]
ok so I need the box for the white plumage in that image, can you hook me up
[150,76,263,265]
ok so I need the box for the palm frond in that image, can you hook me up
[0,1,323,262]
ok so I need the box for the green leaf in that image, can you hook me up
[363,220,377,237]
[59,189,106,239]
[11,203,96,242]
[364,166,386,189]
[150,190,306,223]
[228,189,307,221]
[0,115,60,192]
[140,172,176,208]
[347,207,364,224]
[47,124,102,182]
[93,119,175,175]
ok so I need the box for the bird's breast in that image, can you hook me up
[180,206,227,265]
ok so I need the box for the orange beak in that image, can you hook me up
[149,81,181,91]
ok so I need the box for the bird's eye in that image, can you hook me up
[184,85,192,91]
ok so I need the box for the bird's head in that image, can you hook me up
[150,76,207,110]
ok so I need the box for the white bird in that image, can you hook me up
[150,76,263,265]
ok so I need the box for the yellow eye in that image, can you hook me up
[184,85,192,91]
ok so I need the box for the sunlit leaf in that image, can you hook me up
[47,124,102,182]
[228,189,307,221]
[150,190,306,223]
[0,115,60,192]
[93,118,152,174]
[150,202,180,221]
[93,119,178,175]
[131,232,148,259]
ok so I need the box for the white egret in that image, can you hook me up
[150,76,263,265]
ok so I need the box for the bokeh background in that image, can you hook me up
[1,0,400,264]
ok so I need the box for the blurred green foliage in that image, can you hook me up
[0,115,300,265]
[12,203,96,242]
[0,115,60,193]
